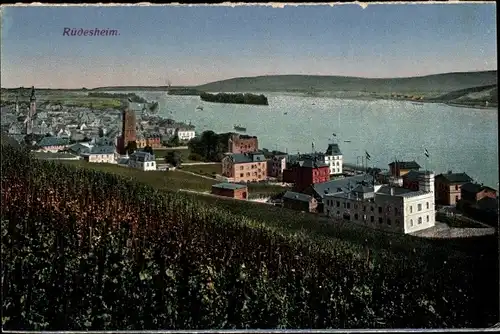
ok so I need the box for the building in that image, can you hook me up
[175,126,196,141]
[303,174,375,213]
[323,171,435,234]
[283,156,330,192]
[389,160,421,177]
[67,142,93,155]
[81,145,116,164]
[434,171,473,206]
[460,182,497,206]
[37,137,70,153]
[282,191,318,213]
[117,107,137,155]
[324,143,343,175]
[211,183,248,200]
[267,153,287,179]
[128,151,157,171]
[221,152,267,183]
[145,133,162,148]
[228,134,258,154]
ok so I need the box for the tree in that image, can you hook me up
[165,151,182,167]
[126,141,137,155]
[167,135,180,147]
[143,145,154,155]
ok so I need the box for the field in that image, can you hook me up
[2,144,498,330]
[180,163,222,176]
[60,160,217,192]
[1,89,122,110]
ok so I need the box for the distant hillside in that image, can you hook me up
[194,71,497,95]
[430,84,498,107]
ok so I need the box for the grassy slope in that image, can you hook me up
[194,71,498,94]
[430,84,498,106]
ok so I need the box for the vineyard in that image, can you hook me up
[1,144,498,330]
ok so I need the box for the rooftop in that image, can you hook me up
[228,152,266,164]
[325,143,342,156]
[436,171,473,184]
[389,160,421,169]
[213,182,247,190]
[283,191,314,203]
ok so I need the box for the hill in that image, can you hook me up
[194,70,497,95]
[429,84,498,107]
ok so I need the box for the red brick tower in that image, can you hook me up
[118,108,137,154]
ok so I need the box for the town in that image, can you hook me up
[2,86,497,236]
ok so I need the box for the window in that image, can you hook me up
[354,213,359,220]
[337,211,340,216]
[417,203,422,211]
[347,202,351,209]
[455,185,459,191]
[426,215,429,222]
[240,173,244,177]
[378,217,383,224]
[395,207,398,215]
[371,206,374,212]
[336,201,340,207]
[418,217,422,224]
[363,206,366,212]
[378,207,382,213]
[426,202,429,209]
[343,202,346,208]
[240,166,244,170]
[410,219,414,227]
[246,172,250,176]
[395,219,400,225]
[387,218,391,225]
[370,216,374,222]
[409,206,413,213]
[455,196,459,202]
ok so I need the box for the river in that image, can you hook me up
[117,91,499,189]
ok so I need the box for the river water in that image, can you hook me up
[121,91,498,189]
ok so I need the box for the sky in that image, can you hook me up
[0,3,497,89]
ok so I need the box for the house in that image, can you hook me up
[389,161,421,177]
[283,156,330,192]
[175,126,196,141]
[323,171,435,234]
[267,153,287,179]
[402,170,423,191]
[324,143,343,175]
[37,136,70,153]
[128,151,157,171]
[460,182,497,206]
[145,133,162,148]
[211,183,248,200]
[282,191,318,213]
[67,142,93,155]
[81,145,116,164]
[434,171,473,206]
[221,152,267,183]
[228,133,259,154]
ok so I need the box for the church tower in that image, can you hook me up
[29,86,36,118]
[118,105,137,155]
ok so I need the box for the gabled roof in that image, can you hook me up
[90,145,115,154]
[129,151,155,162]
[299,159,328,168]
[212,183,247,190]
[389,161,420,169]
[461,182,497,194]
[227,152,266,163]
[436,172,473,184]
[325,143,342,156]
[37,136,69,147]
[283,191,314,203]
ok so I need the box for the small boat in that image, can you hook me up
[344,140,351,143]
[234,124,247,132]
[284,112,288,115]
[312,103,316,105]
[412,102,424,106]
[196,105,203,110]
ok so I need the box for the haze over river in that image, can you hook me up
[128,91,498,189]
